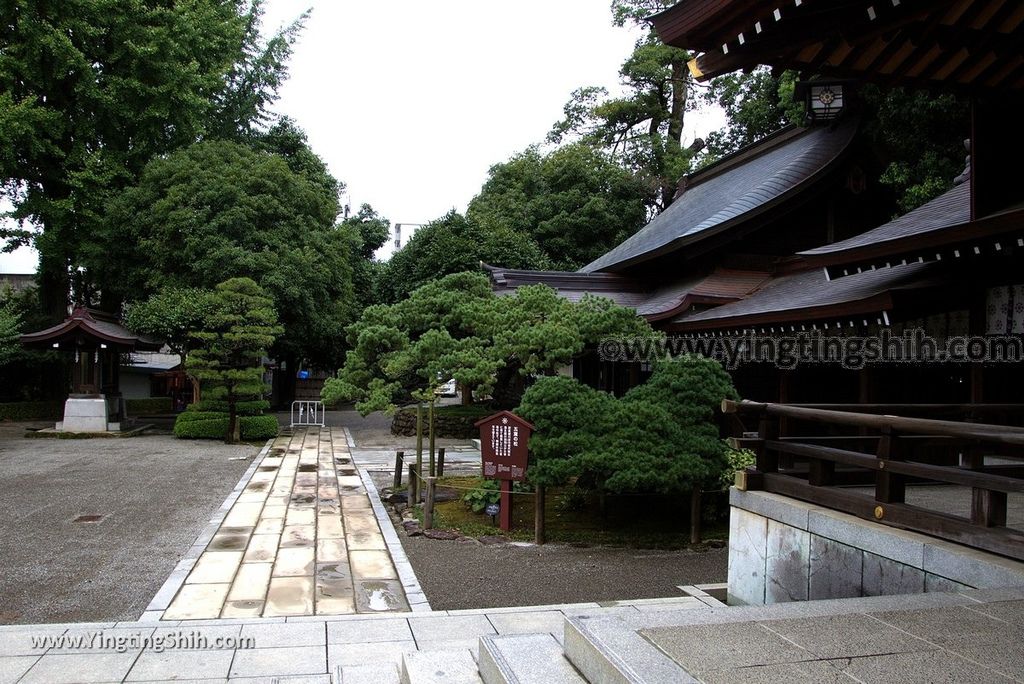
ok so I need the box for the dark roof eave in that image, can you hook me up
[664,292,896,332]
[21,320,161,350]
[799,206,1024,273]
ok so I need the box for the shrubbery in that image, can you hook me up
[173,410,278,441]
[124,397,173,415]
[0,401,63,421]
[517,356,738,495]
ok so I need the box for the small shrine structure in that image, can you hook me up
[21,307,161,432]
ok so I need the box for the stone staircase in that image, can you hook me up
[332,587,726,683]
[330,609,690,684]
[331,586,1024,684]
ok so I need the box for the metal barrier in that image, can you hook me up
[290,400,325,427]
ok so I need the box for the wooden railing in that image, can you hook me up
[723,400,1024,561]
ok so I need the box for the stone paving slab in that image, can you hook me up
[633,589,1024,683]
[157,428,410,620]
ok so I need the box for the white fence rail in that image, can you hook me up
[290,400,326,427]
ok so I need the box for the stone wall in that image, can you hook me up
[728,488,1024,606]
[390,408,483,439]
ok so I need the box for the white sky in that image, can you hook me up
[1,0,725,273]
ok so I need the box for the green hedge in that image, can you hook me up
[0,401,63,421]
[173,412,278,441]
[187,399,270,416]
[125,397,173,414]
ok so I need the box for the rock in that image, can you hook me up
[423,528,461,541]
[402,520,422,536]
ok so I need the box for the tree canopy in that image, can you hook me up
[376,212,549,304]
[0,0,303,319]
[90,139,352,367]
[517,356,738,494]
[700,68,803,160]
[322,271,657,414]
[548,0,694,212]
[466,143,649,270]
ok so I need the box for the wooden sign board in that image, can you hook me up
[474,411,533,482]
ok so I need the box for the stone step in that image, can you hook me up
[563,615,692,684]
[478,633,587,684]
[336,662,400,684]
[401,648,482,684]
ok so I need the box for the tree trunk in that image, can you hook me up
[226,396,239,444]
[38,247,70,323]
[661,60,689,210]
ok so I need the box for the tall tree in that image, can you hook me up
[376,211,549,304]
[90,139,352,369]
[187,278,281,443]
[700,68,803,160]
[548,0,693,211]
[0,1,304,320]
[467,143,649,270]
[339,204,389,313]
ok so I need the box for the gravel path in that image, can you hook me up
[397,534,727,610]
[0,429,256,624]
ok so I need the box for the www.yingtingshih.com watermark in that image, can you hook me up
[597,329,1024,370]
[30,630,256,653]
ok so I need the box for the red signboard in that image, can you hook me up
[474,411,533,482]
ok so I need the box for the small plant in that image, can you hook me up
[462,479,501,512]
[719,446,756,489]
[556,485,589,512]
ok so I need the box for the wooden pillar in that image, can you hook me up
[499,480,513,531]
[534,485,545,545]
[875,425,905,504]
[689,489,702,545]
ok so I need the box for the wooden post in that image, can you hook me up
[499,479,513,531]
[875,425,905,504]
[755,417,779,473]
[428,398,436,477]
[972,488,1007,528]
[424,477,436,530]
[437,447,446,477]
[393,451,405,488]
[690,489,702,545]
[415,402,423,503]
[534,484,545,545]
[407,464,416,506]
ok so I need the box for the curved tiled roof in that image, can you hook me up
[800,181,971,258]
[484,263,769,321]
[21,307,162,350]
[669,263,940,330]
[580,118,859,273]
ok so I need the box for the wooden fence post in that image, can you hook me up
[428,398,436,476]
[534,485,545,545]
[407,464,416,506]
[437,447,446,477]
[393,451,405,488]
[424,477,436,529]
[690,489,702,545]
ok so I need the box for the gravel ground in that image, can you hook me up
[0,427,256,624]
[338,410,729,611]
[398,534,728,610]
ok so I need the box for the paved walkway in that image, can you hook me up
[0,595,710,682]
[155,428,411,620]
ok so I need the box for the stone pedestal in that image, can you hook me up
[60,396,110,432]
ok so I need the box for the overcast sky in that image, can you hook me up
[2,0,725,273]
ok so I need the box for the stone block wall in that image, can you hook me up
[728,488,1024,605]
[390,408,483,439]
